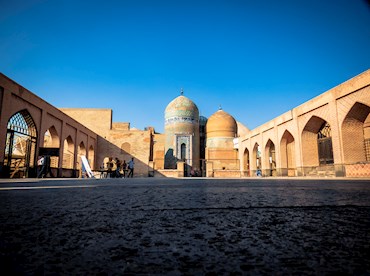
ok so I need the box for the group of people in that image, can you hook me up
[101,157,135,178]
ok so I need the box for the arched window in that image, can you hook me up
[5,110,37,178]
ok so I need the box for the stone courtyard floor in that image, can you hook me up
[0,177,370,275]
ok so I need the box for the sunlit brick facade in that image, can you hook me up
[1,69,369,178]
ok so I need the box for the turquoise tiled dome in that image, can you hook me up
[165,95,199,120]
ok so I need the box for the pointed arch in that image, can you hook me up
[265,139,276,176]
[77,141,86,176]
[280,130,295,176]
[243,147,250,176]
[62,136,74,169]
[88,145,95,170]
[302,116,334,167]
[4,109,37,177]
[180,143,186,161]
[342,102,370,163]
[44,126,60,148]
[252,143,261,175]
[44,126,60,168]
[78,141,86,156]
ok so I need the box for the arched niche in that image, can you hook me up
[252,143,261,175]
[342,102,370,163]
[280,130,295,176]
[88,145,95,170]
[265,139,276,176]
[243,147,250,176]
[62,136,75,169]
[43,126,60,168]
[302,116,333,167]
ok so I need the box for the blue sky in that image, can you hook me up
[1,0,369,133]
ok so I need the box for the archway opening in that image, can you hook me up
[4,110,37,178]
[302,116,333,167]
[43,126,60,169]
[342,102,370,163]
[62,136,74,169]
[77,142,86,175]
[243,148,250,176]
[265,139,276,176]
[88,145,95,170]
[280,130,295,176]
[252,143,261,176]
[77,142,86,178]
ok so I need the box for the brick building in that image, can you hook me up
[0,69,369,178]
[0,74,97,178]
[238,69,370,178]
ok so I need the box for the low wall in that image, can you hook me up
[155,169,180,178]
[213,170,241,178]
[345,163,370,177]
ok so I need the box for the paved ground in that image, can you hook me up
[0,177,370,275]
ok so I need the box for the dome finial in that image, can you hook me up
[219,104,222,110]
[180,88,184,95]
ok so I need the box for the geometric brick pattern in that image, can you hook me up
[345,163,370,177]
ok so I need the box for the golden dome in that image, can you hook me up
[206,109,237,138]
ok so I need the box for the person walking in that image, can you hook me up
[127,158,135,178]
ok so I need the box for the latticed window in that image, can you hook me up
[317,122,333,165]
[318,122,331,139]
[7,110,37,137]
[5,110,37,177]
[365,139,370,161]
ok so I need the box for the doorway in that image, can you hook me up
[4,110,37,178]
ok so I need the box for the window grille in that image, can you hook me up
[317,122,331,139]
[317,122,333,165]
[7,110,37,138]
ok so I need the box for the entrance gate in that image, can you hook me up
[4,110,37,178]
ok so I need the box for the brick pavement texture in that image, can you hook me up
[0,178,370,275]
